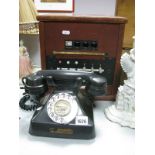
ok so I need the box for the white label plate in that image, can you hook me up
[62,30,70,35]
[75,116,88,126]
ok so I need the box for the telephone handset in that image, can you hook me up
[20,70,107,139]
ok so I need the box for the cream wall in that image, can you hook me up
[74,0,116,16]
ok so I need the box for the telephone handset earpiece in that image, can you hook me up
[22,74,48,96]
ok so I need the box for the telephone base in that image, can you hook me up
[20,69,107,140]
[29,96,95,139]
[29,122,95,139]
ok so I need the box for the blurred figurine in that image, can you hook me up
[19,40,32,78]
[105,48,135,129]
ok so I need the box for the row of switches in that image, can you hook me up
[57,64,104,73]
[65,40,98,49]
[57,60,104,73]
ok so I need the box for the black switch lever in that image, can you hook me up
[74,41,81,48]
[91,41,97,48]
[83,41,89,48]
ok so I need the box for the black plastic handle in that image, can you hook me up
[36,70,107,96]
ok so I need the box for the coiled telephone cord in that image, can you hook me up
[19,94,39,111]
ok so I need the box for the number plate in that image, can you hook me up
[75,116,88,125]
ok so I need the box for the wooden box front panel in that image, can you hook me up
[39,20,125,100]
[44,22,119,57]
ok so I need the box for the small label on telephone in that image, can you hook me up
[75,116,88,125]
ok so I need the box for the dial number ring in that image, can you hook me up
[47,93,78,124]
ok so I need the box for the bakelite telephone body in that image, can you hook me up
[20,70,107,139]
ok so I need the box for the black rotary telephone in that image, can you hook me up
[19,70,107,139]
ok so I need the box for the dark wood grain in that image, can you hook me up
[39,22,46,69]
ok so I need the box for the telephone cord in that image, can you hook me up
[19,94,39,111]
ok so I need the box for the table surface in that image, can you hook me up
[19,93,135,155]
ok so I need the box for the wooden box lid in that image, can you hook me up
[37,14,127,24]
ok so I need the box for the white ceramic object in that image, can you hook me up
[105,48,135,129]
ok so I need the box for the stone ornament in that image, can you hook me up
[105,48,135,129]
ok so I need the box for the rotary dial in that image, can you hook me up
[47,92,78,124]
